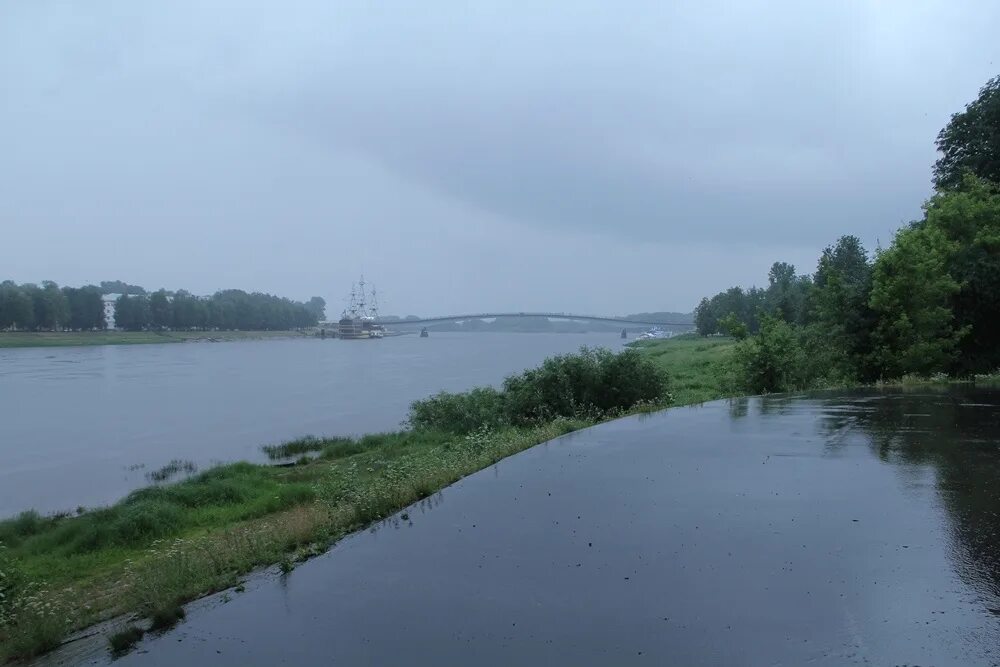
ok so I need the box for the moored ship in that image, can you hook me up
[338,277,386,339]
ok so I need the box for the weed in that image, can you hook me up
[146,460,198,483]
[108,625,144,655]
[149,605,185,631]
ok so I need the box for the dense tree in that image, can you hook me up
[934,75,1000,189]
[171,290,207,330]
[99,281,146,296]
[694,286,767,335]
[765,262,812,325]
[114,293,152,331]
[869,223,963,378]
[149,290,172,329]
[0,281,34,330]
[24,281,71,330]
[305,297,326,321]
[810,236,876,380]
[921,177,1000,373]
[62,285,105,330]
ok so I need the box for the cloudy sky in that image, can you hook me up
[2,2,998,316]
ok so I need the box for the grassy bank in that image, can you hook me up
[628,334,737,404]
[0,347,670,661]
[0,330,310,349]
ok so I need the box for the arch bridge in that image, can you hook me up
[372,313,693,327]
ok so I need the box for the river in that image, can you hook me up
[0,332,626,517]
[41,387,1000,666]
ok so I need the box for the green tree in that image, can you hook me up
[62,285,105,330]
[0,281,34,330]
[920,177,1000,372]
[869,223,964,377]
[934,75,1000,189]
[24,281,70,330]
[765,262,811,325]
[149,290,172,329]
[718,312,748,339]
[810,236,876,380]
[305,297,326,321]
[114,293,151,331]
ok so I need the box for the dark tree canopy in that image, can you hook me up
[934,75,1000,189]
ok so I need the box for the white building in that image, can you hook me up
[102,294,121,329]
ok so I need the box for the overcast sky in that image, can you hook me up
[2,2,999,316]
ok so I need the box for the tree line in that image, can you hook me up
[0,281,326,332]
[695,75,1000,392]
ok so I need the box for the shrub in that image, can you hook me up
[502,347,669,425]
[108,626,145,655]
[408,387,509,433]
[407,348,670,433]
[721,315,814,394]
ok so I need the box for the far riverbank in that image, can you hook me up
[0,330,311,349]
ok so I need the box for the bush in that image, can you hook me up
[503,347,669,424]
[409,348,670,433]
[408,387,509,433]
[722,316,811,394]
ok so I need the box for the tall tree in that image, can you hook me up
[62,285,105,330]
[0,281,34,330]
[149,289,172,329]
[921,177,1000,373]
[114,293,151,331]
[934,75,1000,189]
[869,224,964,377]
[810,236,876,379]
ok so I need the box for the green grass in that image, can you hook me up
[0,330,309,349]
[630,334,737,404]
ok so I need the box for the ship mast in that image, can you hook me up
[357,275,367,318]
[368,285,379,319]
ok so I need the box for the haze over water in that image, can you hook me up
[0,333,626,517]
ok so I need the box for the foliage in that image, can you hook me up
[409,348,670,433]
[0,544,28,627]
[717,312,747,340]
[61,285,105,330]
[408,387,509,433]
[99,280,146,296]
[869,222,964,377]
[722,315,812,394]
[934,75,1000,189]
[114,287,320,331]
[694,263,810,336]
[922,177,1000,373]
[810,235,876,381]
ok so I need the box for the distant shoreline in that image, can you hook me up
[0,330,311,349]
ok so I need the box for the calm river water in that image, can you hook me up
[45,387,1000,666]
[0,332,626,517]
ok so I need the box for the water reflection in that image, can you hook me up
[818,387,1000,603]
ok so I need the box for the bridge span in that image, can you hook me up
[368,313,694,327]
